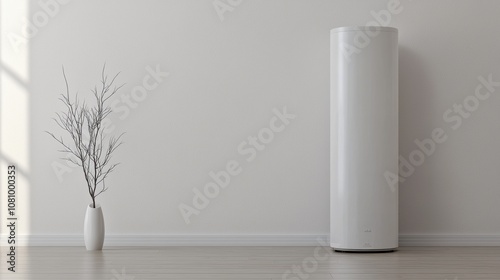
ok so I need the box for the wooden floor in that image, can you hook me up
[1,246,499,279]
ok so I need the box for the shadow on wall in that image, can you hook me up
[398,45,443,231]
[0,0,32,251]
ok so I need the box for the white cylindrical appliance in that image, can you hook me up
[330,26,398,252]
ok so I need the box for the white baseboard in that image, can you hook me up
[1,234,328,246]
[399,234,500,246]
[2,234,500,246]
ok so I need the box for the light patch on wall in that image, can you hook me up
[0,0,31,243]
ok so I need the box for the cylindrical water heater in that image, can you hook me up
[330,26,398,252]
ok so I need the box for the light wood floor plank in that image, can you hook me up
[0,246,499,279]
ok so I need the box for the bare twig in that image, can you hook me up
[47,65,124,208]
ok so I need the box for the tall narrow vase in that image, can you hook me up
[84,204,105,250]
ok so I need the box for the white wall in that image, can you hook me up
[2,0,500,244]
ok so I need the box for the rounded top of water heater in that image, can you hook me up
[330,26,398,33]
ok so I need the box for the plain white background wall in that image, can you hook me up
[2,0,500,241]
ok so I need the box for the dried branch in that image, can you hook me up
[47,65,124,208]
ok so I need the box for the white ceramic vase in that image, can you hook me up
[84,204,105,250]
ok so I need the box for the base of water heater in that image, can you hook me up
[333,247,397,253]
